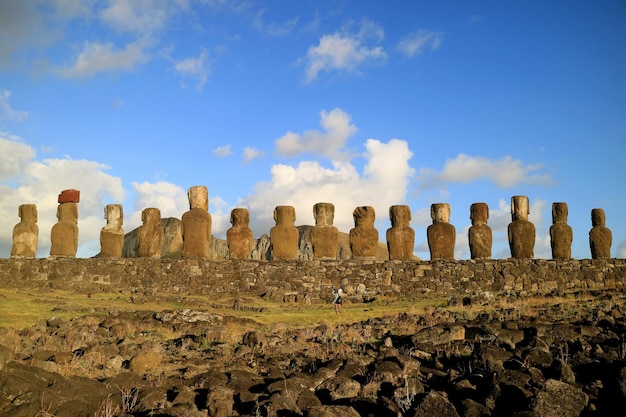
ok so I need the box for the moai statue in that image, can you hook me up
[549,202,573,260]
[427,203,456,260]
[137,208,164,258]
[50,189,79,257]
[349,206,379,259]
[270,205,299,260]
[227,208,253,260]
[468,202,492,259]
[311,202,339,260]
[589,208,612,259]
[386,205,415,260]
[507,195,535,259]
[181,186,212,258]
[11,204,39,257]
[100,204,124,257]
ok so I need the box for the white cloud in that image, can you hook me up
[0,134,35,181]
[240,138,414,237]
[275,108,358,158]
[302,19,387,82]
[243,147,265,164]
[99,0,170,36]
[0,135,125,258]
[396,30,444,58]
[213,145,233,158]
[0,90,29,122]
[59,41,147,78]
[420,154,553,189]
[252,9,299,37]
[130,181,188,221]
[174,48,211,90]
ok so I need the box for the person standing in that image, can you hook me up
[332,288,344,314]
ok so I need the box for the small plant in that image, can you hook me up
[393,375,416,412]
[117,385,139,413]
[35,392,55,417]
[94,394,119,417]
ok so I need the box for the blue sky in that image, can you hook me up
[0,0,624,260]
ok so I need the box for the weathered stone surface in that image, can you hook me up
[531,379,588,417]
[386,205,415,260]
[589,208,612,259]
[468,202,492,259]
[181,186,212,259]
[311,202,339,260]
[270,206,299,260]
[550,202,573,260]
[508,196,535,259]
[50,202,78,257]
[137,207,164,258]
[57,189,80,203]
[11,204,38,258]
[427,203,455,260]
[99,204,124,257]
[227,208,253,260]
[349,206,378,259]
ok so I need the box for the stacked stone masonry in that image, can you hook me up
[1,258,624,304]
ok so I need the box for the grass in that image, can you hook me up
[0,285,598,333]
[0,286,451,331]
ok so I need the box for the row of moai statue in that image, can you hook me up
[10,189,614,260]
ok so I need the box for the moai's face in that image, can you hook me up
[591,209,605,227]
[470,203,488,224]
[354,206,375,227]
[431,204,450,223]
[552,203,568,224]
[105,204,123,226]
[188,186,209,210]
[390,205,411,227]
[314,203,334,226]
[511,196,529,221]
[19,204,37,222]
[231,208,249,226]
[275,206,295,225]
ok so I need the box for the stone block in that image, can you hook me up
[58,189,80,203]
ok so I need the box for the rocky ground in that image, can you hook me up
[0,291,625,417]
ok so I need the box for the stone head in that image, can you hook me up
[142,208,161,225]
[274,206,296,226]
[188,186,209,211]
[470,202,489,225]
[430,203,450,223]
[313,202,334,226]
[389,205,411,227]
[104,204,123,226]
[230,208,250,226]
[353,206,375,227]
[511,196,530,221]
[552,202,568,224]
[19,204,37,223]
[591,208,606,227]
[57,203,78,224]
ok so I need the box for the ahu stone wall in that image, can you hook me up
[0,258,624,304]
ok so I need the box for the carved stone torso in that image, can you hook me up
[427,203,455,260]
[349,206,379,259]
[181,208,212,258]
[270,206,299,260]
[227,208,253,260]
[468,203,491,259]
[137,208,164,258]
[50,203,78,257]
[508,220,535,259]
[11,204,39,258]
[100,204,124,258]
[386,205,414,260]
[311,203,339,260]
